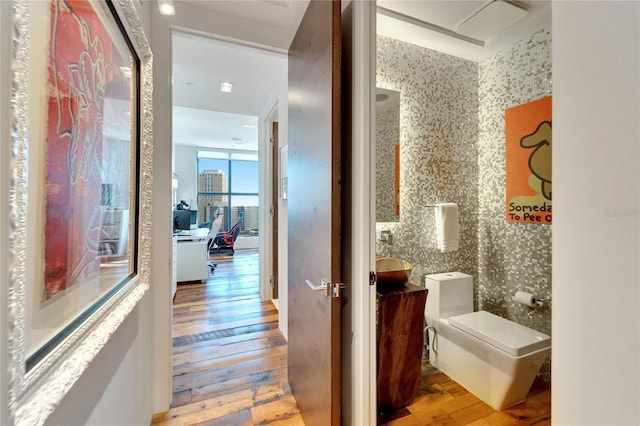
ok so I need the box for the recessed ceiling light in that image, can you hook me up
[220,81,233,93]
[242,124,256,129]
[158,0,175,15]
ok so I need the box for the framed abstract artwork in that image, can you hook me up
[5,1,153,424]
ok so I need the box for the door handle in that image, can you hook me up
[305,279,345,298]
[305,278,330,292]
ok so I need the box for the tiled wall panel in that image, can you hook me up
[478,29,552,380]
[375,35,479,287]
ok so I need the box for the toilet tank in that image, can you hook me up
[425,272,473,326]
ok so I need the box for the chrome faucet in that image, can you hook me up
[380,230,393,245]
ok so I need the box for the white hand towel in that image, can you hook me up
[435,203,459,252]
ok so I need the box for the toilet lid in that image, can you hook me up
[449,310,550,356]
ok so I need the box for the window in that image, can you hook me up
[197,151,259,235]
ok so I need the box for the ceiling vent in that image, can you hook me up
[456,0,528,41]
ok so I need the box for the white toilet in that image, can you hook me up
[424,272,550,410]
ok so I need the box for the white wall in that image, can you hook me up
[44,301,152,426]
[553,2,640,424]
[174,145,199,209]
[150,2,175,414]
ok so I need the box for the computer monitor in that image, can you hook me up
[173,210,191,232]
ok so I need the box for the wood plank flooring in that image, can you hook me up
[378,365,551,425]
[151,250,304,426]
[151,249,551,426]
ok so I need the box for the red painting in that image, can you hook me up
[44,0,131,300]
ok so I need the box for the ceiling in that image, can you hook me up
[376,0,551,62]
[172,0,551,151]
[172,31,288,150]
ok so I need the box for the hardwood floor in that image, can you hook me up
[378,365,551,425]
[151,250,304,426]
[151,249,551,426]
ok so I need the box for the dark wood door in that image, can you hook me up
[272,121,279,300]
[287,0,342,425]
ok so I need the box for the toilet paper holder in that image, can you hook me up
[513,290,549,307]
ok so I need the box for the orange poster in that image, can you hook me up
[505,96,552,224]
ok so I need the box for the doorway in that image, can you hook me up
[169,27,288,403]
[373,1,553,423]
[170,29,287,297]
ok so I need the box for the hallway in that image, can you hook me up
[151,250,304,425]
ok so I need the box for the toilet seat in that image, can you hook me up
[448,310,550,356]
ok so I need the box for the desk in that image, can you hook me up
[175,229,209,283]
[175,228,209,241]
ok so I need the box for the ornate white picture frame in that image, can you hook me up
[5,1,152,425]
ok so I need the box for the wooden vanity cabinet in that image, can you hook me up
[376,284,428,411]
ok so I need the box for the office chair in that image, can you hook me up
[213,211,244,254]
[207,215,223,272]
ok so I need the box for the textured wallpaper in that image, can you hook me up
[375,35,479,286]
[376,29,552,381]
[477,29,552,380]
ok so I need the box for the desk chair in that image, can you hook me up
[207,215,223,272]
[213,211,244,254]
